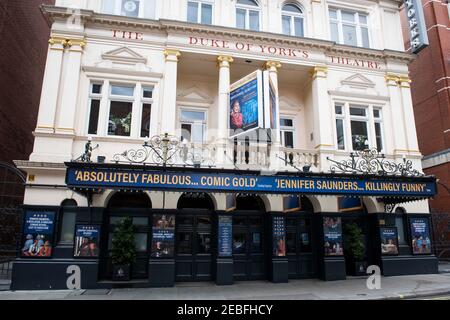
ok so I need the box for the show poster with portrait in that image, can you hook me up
[410,217,432,255]
[272,216,286,257]
[229,70,264,138]
[323,217,344,256]
[21,210,55,258]
[151,214,175,258]
[218,216,232,257]
[263,71,278,130]
[380,227,399,255]
[74,225,101,258]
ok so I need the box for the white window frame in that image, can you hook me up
[333,102,385,152]
[280,116,296,148]
[179,107,208,144]
[107,83,136,138]
[235,0,261,31]
[139,86,154,138]
[102,0,156,19]
[86,82,103,136]
[187,0,214,25]
[281,3,305,37]
[329,7,370,48]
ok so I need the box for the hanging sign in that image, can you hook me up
[404,0,429,54]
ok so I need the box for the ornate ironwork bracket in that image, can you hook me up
[112,133,216,167]
[327,149,424,177]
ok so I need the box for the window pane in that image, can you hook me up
[181,123,192,142]
[336,119,345,150]
[187,1,198,23]
[192,123,204,143]
[121,0,140,17]
[359,14,368,24]
[108,101,133,136]
[201,3,212,24]
[282,15,291,35]
[197,233,211,254]
[284,131,294,148]
[294,17,304,37]
[134,233,148,252]
[88,99,100,135]
[143,87,153,98]
[251,232,262,253]
[92,84,102,94]
[395,217,407,245]
[181,110,205,121]
[141,103,151,138]
[351,120,369,151]
[330,22,339,42]
[249,10,259,31]
[350,107,366,117]
[286,232,296,253]
[60,210,76,242]
[375,122,383,152]
[236,8,246,29]
[342,24,357,46]
[373,109,381,118]
[133,217,148,226]
[177,232,192,254]
[111,85,134,96]
[361,27,369,48]
[233,232,246,254]
[299,231,311,252]
[341,11,355,22]
[335,105,343,115]
[237,0,258,6]
[280,118,293,127]
[283,4,302,13]
[329,9,337,20]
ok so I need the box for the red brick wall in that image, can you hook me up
[0,0,55,165]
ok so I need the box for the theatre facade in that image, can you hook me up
[11,0,439,290]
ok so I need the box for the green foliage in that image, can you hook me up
[111,217,136,265]
[343,222,366,261]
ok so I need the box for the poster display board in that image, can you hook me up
[380,227,399,255]
[323,217,343,256]
[263,71,278,130]
[229,70,264,138]
[21,210,56,258]
[338,196,363,212]
[225,194,237,212]
[74,225,101,258]
[272,216,286,257]
[410,217,432,255]
[218,216,233,257]
[282,195,301,213]
[151,214,175,258]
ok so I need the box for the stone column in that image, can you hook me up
[398,75,420,154]
[35,37,67,133]
[217,56,234,167]
[310,0,326,40]
[311,66,334,152]
[55,37,86,134]
[161,49,181,136]
[385,74,408,156]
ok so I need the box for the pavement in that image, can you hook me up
[1,272,450,300]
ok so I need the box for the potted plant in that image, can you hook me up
[343,222,367,276]
[111,217,136,281]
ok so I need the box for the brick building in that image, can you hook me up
[401,0,450,258]
[0,0,54,259]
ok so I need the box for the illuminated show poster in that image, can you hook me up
[323,217,343,256]
[74,225,101,258]
[21,210,56,258]
[229,70,264,138]
[410,217,432,255]
[380,227,399,256]
[151,214,175,258]
[272,216,286,257]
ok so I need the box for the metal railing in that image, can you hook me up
[0,257,14,280]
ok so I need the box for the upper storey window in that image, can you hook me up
[187,1,213,25]
[236,0,260,31]
[282,3,304,37]
[101,0,155,19]
[329,8,369,48]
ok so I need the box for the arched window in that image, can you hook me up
[59,199,77,243]
[281,3,304,37]
[101,0,156,19]
[236,0,260,31]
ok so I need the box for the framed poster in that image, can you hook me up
[229,70,264,138]
[73,225,101,258]
[263,71,278,130]
[338,197,364,212]
[21,210,56,258]
[151,214,175,258]
[272,216,286,257]
[282,195,301,213]
[225,194,237,212]
[380,227,399,256]
[218,216,232,257]
[410,217,432,255]
[323,217,343,256]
